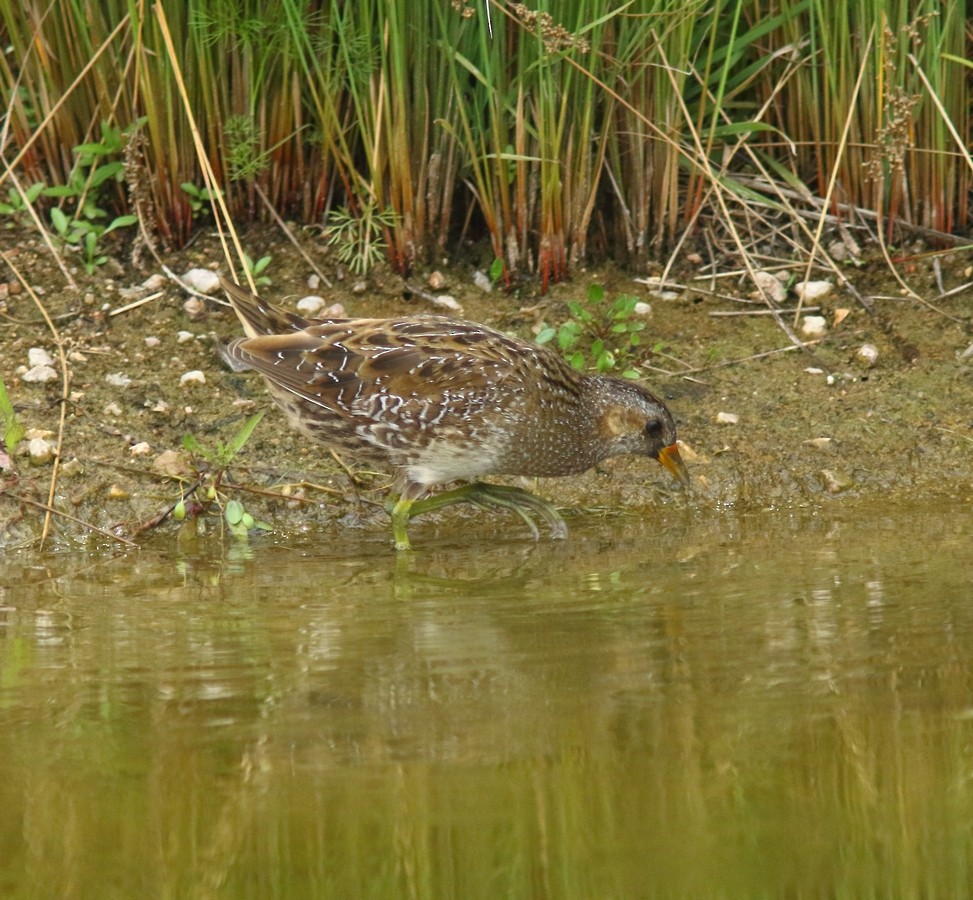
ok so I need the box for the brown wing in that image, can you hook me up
[223,317,585,460]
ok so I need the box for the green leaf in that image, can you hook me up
[50,207,69,234]
[221,411,265,462]
[0,376,26,454]
[181,433,203,454]
[488,257,504,282]
[587,283,605,303]
[535,327,555,344]
[224,499,245,526]
[89,161,123,188]
[104,215,138,234]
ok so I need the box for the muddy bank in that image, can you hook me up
[2,230,972,549]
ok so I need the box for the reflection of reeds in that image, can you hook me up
[0,1,968,281]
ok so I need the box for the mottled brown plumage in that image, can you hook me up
[220,276,689,549]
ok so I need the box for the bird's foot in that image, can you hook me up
[387,482,567,550]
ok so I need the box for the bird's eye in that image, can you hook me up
[644,419,663,438]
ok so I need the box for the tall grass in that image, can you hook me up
[0,0,969,284]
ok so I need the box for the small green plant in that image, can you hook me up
[324,199,398,275]
[0,376,26,455]
[0,182,45,227]
[243,252,272,287]
[178,412,272,538]
[43,120,141,273]
[179,182,222,218]
[536,284,648,378]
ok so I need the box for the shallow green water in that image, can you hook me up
[2,499,973,898]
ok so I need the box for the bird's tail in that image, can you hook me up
[219,276,310,339]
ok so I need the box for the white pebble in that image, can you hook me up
[183,296,207,320]
[180,370,206,386]
[633,301,653,317]
[297,295,326,315]
[141,273,167,290]
[805,367,825,375]
[105,373,132,387]
[144,336,161,348]
[430,294,463,313]
[715,411,739,425]
[753,270,787,304]
[129,441,152,456]
[176,331,194,343]
[307,274,321,290]
[181,268,221,294]
[28,437,54,465]
[801,315,827,337]
[21,365,58,383]
[857,343,879,367]
[472,270,493,292]
[795,280,833,302]
[28,347,54,367]
[104,402,122,416]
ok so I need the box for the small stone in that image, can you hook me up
[296,295,326,315]
[857,343,879,367]
[472,270,493,292]
[21,365,58,383]
[674,440,701,464]
[427,270,446,290]
[753,270,787,303]
[106,373,132,387]
[833,308,850,327]
[795,280,833,302]
[24,428,54,440]
[144,336,161,348]
[804,437,832,449]
[59,457,84,478]
[351,281,367,294]
[108,483,130,500]
[152,449,191,479]
[180,370,206,386]
[801,315,827,337]
[150,399,170,413]
[181,268,221,294]
[142,273,167,290]
[68,351,86,363]
[307,274,321,290]
[104,402,122,416]
[183,296,207,320]
[28,347,54,367]
[633,301,653,316]
[176,331,194,343]
[28,437,54,465]
[805,367,825,375]
[715,411,739,425]
[820,469,853,493]
[430,294,463,313]
[130,442,152,456]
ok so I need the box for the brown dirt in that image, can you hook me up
[2,227,972,550]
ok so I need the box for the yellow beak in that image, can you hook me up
[656,442,690,487]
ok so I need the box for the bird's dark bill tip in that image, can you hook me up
[657,442,690,487]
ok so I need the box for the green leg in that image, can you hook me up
[387,482,568,550]
[389,495,416,551]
